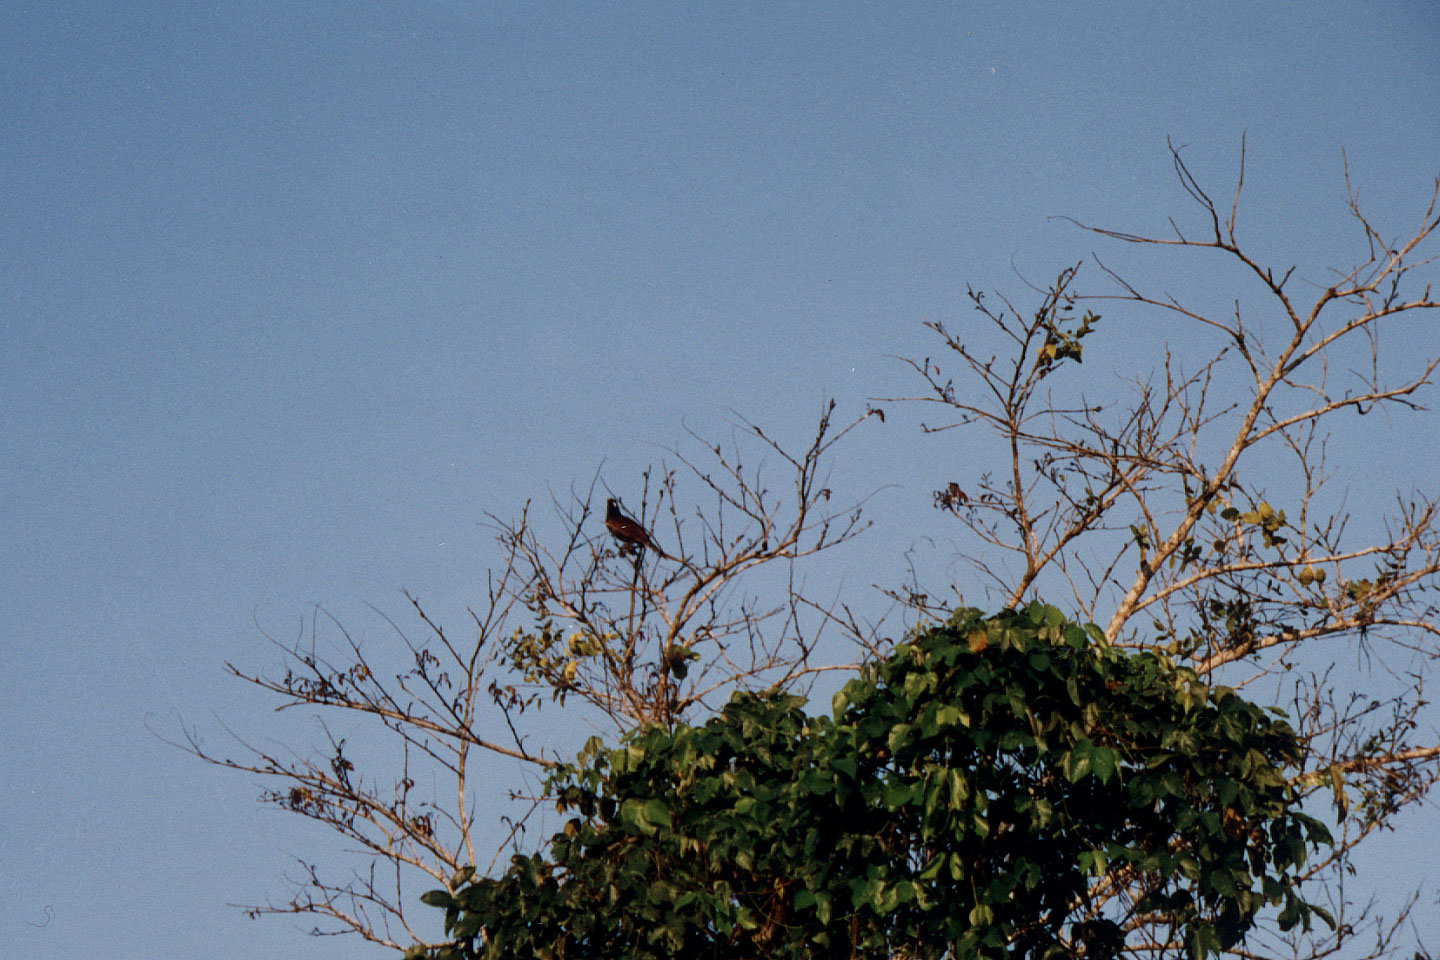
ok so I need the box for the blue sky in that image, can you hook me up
[4,2,1439,957]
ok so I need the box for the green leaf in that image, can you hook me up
[1185,922,1219,960]
[1064,741,1094,782]
[887,722,915,755]
[1329,766,1349,817]
[948,767,970,807]
[420,889,453,908]
[453,912,483,940]
[620,798,659,836]
[883,782,917,809]
[1091,745,1118,783]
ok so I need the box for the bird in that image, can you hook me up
[604,498,672,560]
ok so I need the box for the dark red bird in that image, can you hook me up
[605,498,672,560]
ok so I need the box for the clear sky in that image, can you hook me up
[4,3,1439,958]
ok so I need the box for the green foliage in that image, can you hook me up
[1035,297,1098,375]
[423,603,1331,960]
[1220,501,1288,548]
[502,620,615,706]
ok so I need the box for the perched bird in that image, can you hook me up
[605,498,672,560]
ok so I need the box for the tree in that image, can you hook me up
[184,140,1440,958]
[179,404,882,949]
[425,604,1331,960]
[881,138,1440,956]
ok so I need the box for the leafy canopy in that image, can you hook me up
[421,603,1331,960]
